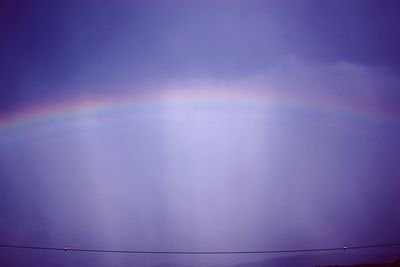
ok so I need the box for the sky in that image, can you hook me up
[0,1,400,266]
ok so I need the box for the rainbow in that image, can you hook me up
[0,89,398,145]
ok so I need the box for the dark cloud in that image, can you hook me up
[1,0,400,110]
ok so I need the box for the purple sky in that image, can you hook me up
[0,1,400,266]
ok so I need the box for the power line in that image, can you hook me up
[0,243,400,255]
